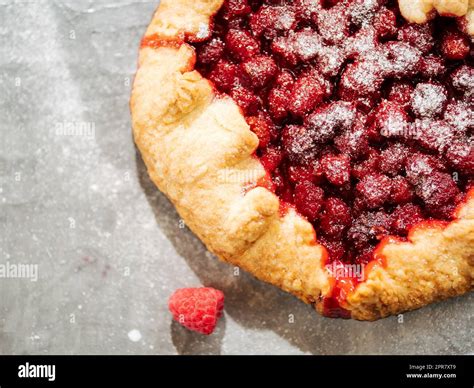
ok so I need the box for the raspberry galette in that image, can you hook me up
[131,0,474,320]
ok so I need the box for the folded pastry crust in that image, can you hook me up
[131,0,474,320]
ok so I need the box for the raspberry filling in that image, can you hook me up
[189,0,473,314]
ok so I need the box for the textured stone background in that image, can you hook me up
[0,0,472,355]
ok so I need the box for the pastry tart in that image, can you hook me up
[131,0,474,320]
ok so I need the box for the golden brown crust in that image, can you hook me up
[131,0,474,320]
[399,0,474,35]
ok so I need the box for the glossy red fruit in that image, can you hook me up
[321,154,351,186]
[451,65,474,95]
[247,114,271,148]
[294,181,325,222]
[373,8,398,38]
[250,5,296,39]
[289,74,326,117]
[231,86,261,115]
[369,100,409,139]
[380,144,410,177]
[209,60,239,92]
[441,29,471,60]
[320,198,352,239]
[241,55,278,89]
[319,237,346,262]
[282,125,319,164]
[391,176,415,205]
[260,146,284,172]
[352,149,381,179]
[405,153,446,185]
[347,211,392,250]
[223,0,251,18]
[391,204,424,235]
[288,164,322,185]
[169,287,224,335]
[192,0,471,266]
[397,22,434,54]
[198,38,225,65]
[225,29,260,61]
[356,173,393,209]
[415,172,460,215]
[382,41,423,78]
[420,55,446,78]
[446,142,474,175]
[388,81,414,110]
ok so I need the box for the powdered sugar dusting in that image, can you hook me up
[411,83,447,118]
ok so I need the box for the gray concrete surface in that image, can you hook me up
[0,0,472,355]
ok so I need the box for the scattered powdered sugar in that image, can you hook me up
[307,101,357,144]
[196,22,210,40]
[444,100,474,133]
[344,26,377,58]
[317,45,345,76]
[293,28,323,60]
[414,119,457,152]
[411,83,447,118]
[405,155,438,183]
[382,42,422,77]
[316,6,350,45]
[348,0,381,27]
[341,61,383,95]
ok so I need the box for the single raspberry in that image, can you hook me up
[382,41,423,78]
[316,5,350,45]
[293,0,321,23]
[241,55,278,89]
[288,164,323,185]
[282,125,319,164]
[388,81,415,110]
[247,114,271,148]
[451,65,474,96]
[289,74,325,117]
[369,100,409,139]
[250,5,296,39]
[356,173,393,209]
[225,29,260,62]
[319,237,346,262]
[391,176,415,205]
[260,145,284,172]
[352,149,381,179]
[380,143,410,177]
[410,83,448,119]
[446,142,474,175]
[231,86,261,115]
[198,38,225,66]
[441,29,471,60]
[319,197,352,239]
[223,0,251,19]
[168,287,225,335]
[391,203,424,235]
[294,181,324,222]
[321,154,351,186]
[347,211,392,250]
[209,60,239,92]
[397,22,434,54]
[373,7,397,38]
[420,55,446,79]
